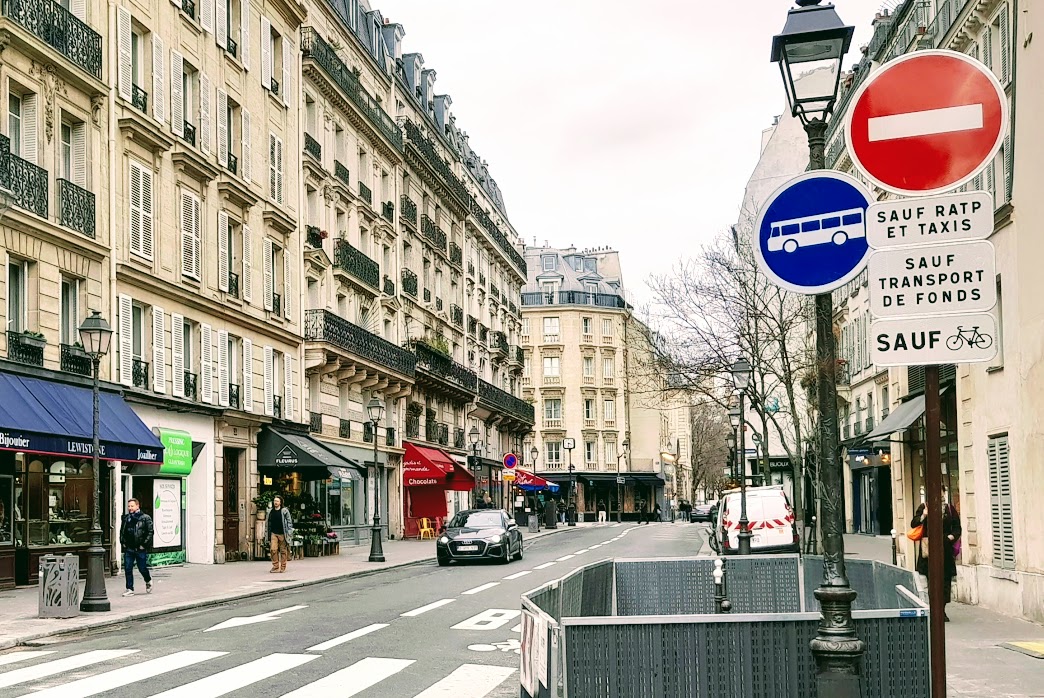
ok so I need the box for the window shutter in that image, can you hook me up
[986,161,995,200]
[193,194,202,280]
[276,136,284,204]
[216,0,228,51]
[201,0,214,34]
[283,352,293,420]
[983,27,993,71]
[988,435,1015,569]
[117,7,132,101]
[1000,6,1010,83]
[241,0,251,70]
[242,338,253,412]
[170,51,184,137]
[200,324,213,403]
[129,162,144,257]
[152,306,166,393]
[263,345,274,416]
[22,94,37,165]
[171,313,185,398]
[283,247,291,320]
[216,88,228,167]
[69,0,85,20]
[263,237,274,311]
[269,133,276,200]
[282,37,292,107]
[1004,135,1013,202]
[218,329,230,406]
[152,35,166,124]
[218,210,229,292]
[241,109,251,182]
[242,224,253,302]
[181,191,195,278]
[141,166,154,258]
[199,74,211,155]
[260,16,272,89]
[119,294,133,386]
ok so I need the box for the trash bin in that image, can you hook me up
[39,554,81,618]
[528,509,540,533]
[544,507,558,529]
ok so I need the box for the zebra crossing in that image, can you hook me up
[0,648,517,698]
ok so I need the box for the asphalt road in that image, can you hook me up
[0,521,710,698]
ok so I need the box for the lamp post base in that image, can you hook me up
[738,526,752,555]
[79,536,110,613]
[368,523,385,563]
[810,585,864,698]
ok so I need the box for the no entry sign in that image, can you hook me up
[845,50,1007,196]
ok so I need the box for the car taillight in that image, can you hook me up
[793,527,800,544]
[722,531,730,549]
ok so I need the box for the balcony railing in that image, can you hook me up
[300,28,403,149]
[511,346,524,364]
[421,215,447,252]
[865,417,875,432]
[544,376,561,385]
[521,291,629,309]
[183,121,196,147]
[402,119,470,206]
[183,371,197,401]
[310,411,323,433]
[400,195,417,226]
[425,419,438,443]
[363,421,374,443]
[479,273,486,286]
[436,422,449,446]
[306,225,323,249]
[181,0,195,20]
[60,343,91,375]
[227,152,238,176]
[454,428,465,450]
[414,341,477,392]
[334,239,379,288]
[226,36,237,59]
[494,331,508,356]
[132,358,149,389]
[449,242,462,266]
[544,419,562,429]
[468,316,477,336]
[386,426,396,446]
[304,308,417,377]
[468,198,527,274]
[451,304,463,327]
[229,383,240,409]
[467,262,475,277]
[270,78,279,96]
[478,326,488,343]
[1,0,103,79]
[131,84,147,113]
[583,375,594,385]
[405,414,420,439]
[272,292,281,316]
[435,297,443,311]
[56,178,95,238]
[273,395,282,419]
[381,201,394,221]
[358,181,372,204]
[228,271,239,299]
[383,275,395,296]
[334,160,350,186]
[7,331,44,366]
[490,283,499,300]
[844,424,852,439]
[423,288,431,303]
[401,268,418,297]
[339,418,350,439]
[543,334,560,344]
[582,333,594,345]
[304,132,322,161]
[477,378,535,425]
[7,153,48,218]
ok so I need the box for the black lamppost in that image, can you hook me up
[771,2,863,694]
[79,310,113,613]
[730,357,753,554]
[469,425,481,509]
[726,433,736,482]
[727,404,749,555]
[366,397,386,563]
[616,439,628,523]
[564,438,576,526]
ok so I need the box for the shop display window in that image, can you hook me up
[8,453,104,548]
[0,475,13,545]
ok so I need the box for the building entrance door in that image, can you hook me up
[223,449,241,557]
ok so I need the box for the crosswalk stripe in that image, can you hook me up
[0,651,55,667]
[0,650,138,689]
[413,663,516,697]
[20,650,226,697]
[147,653,316,698]
[503,570,531,580]
[611,523,622,527]
[462,582,499,595]
[282,657,414,697]
[533,562,555,570]
[306,623,389,652]
[402,599,455,617]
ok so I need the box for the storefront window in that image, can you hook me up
[310,477,355,527]
[0,475,13,544]
[13,453,97,548]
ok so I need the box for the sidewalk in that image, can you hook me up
[0,522,592,650]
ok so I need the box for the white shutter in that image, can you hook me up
[283,352,293,420]
[276,136,284,205]
[241,0,251,70]
[283,247,291,320]
[152,306,166,393]
[242,338,254,412]
[117,7,132,101]
[282,37,292,107]
[119,294,133,386]
[200,324,213,403]
[218,329,230,406]
[218,210,229,292]
[201,0,214,34]
[241,110,252,182]
[170,51,184,137]
[22,94,37,165]
[216,88,228,167]
[199,74,211,155]
[263,345,274,416]
[260,16,272,89]
[1000,5,1011,83]
[216,0,228,51]
[71,123,86,187]
[269,133,277,200]
[152,35,165,124]
[171,313,185,398]
[989,435,1015,569]
[170,0,180,6]
[181,191,195,278]
[193,194,202,280]
[263,237,274,311]
[983,27,993,71]
[129,162,144,257]
[70,0,85,21]
[242,224,253,302]
[141,166,154,258]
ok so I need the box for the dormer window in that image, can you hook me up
[573,257,584,272]
[541,255,556,271]
[585,258,598,273]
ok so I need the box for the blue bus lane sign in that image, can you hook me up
[752,171,875,294]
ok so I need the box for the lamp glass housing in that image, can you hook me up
[78,310,113,357]
[729,406,742,429]
[731,358,752,393]
[366,397,385,424]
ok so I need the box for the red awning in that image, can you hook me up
[403,442,453,487]
[446,461,476,492]
[514,469,560,492]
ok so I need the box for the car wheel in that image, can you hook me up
[514,539,524,561]
[437,554,450,567]
[499,547,512,564]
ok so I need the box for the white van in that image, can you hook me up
[712,485,799,555]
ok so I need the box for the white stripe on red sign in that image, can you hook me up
[867,104,983,142]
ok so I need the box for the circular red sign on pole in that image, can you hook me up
[845,50,1007,196]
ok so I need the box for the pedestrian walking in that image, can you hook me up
[266,495,294,573]
[654,503,663,522]
[557,500,567,524]
[119,498,153,596]
[636,498,647,524]
[910,501,962,621]
[597,500,607,523]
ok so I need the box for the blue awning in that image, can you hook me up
[0,372,163,465]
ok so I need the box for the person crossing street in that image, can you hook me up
[119,498,154,597]
[266,495,294,573]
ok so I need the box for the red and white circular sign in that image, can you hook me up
[845,50,1007,196]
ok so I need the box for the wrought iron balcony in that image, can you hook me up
[494,331,509,356]
[510,345,524,365]
[383,275,395,296]
[401,268,418,297]
[7,331,44,366]
[381,201,394,221]
[131,84,147,113]
[423,288,431,303]
[363,421,374,443]
[509,301,518,315]
[479,273,486,286]
[60,343,91,375]
[358,181,372,204]
[273,395,282,419]
[183,121,196,147]
[229,383,240,409]
[478,378,535,425]
[386,427,396,446]
[132,358,149,389]
[490,283,500,300]
[228,271,239,298]
[414,341,478,392]
[520,291,629,309]
[7,153,48,218]
[467,316,477,335]
[436,297,443,312]
[181,0,195,20]
[434,226,447,252]
[478,326,488,343]
[227,152,238,176]
[425,419,437,443]
[304,132,321,161]
[421,215,447,251]
[866,417,875,432]
[449,242,462,266]
[1,0,103,79]
[451,304,463,327]
[306,225,323,249]
[270,77,279,96]
[300,28,403,149]
[401,120,469,205]
[334,239,379,288]
[304,309,417,377]
[226,36,237,59]
[436,422,449,446]
[56,178,95,238]
[454,428,465,450]
[467,262,475,277]
[334,160,350,186]
[183,371,197,401]
[469,198,527,274]
[339,418,351,439]
[310,411,323,433]
[405,414,420,439]
[400,195,417,226]
[272,293,281,316]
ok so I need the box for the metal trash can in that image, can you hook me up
[39,554,81,618]
[527,509,540,533]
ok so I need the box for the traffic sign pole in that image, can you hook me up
[924,366,947,698]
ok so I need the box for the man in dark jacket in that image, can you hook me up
[119,498,154,596]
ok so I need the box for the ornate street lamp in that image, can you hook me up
[469,426,482,509]
[616,439,629,523]
[563,438,576,526]
[79,310,113,613]
[772,2,863,694]
[727,399,750,554]
[366,397,386,563]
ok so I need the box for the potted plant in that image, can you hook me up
[252,491,277,520]
[20,331,46,349]
[67,341,88,358]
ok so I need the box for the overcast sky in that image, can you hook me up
[378,0,890,304]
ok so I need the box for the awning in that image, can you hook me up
[258,427,361,480]
[513,469,560,492]
[862,393,932,442]
[0,372,163,465]
[403,442,476,491]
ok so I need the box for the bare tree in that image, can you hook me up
[688,401,732,501]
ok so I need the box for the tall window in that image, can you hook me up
[583,356,594,376]
[60,276,79,345]
[584,399,595,420]
[184,319,194,377]
[603,399,616,423]
[543,317,559,340]
[581,317,592,335]
[546,441,561,465]
[8,93,22,158]
[6,260,27,332]
[543,399,561,420]
[606,441,617,465]
[60,123,72,179]
[542,356,560,377]
[602,318,613,338]
[585,441,596,464]
[521,317,529,336]
[603,357,615,378]
[131,303,145,360]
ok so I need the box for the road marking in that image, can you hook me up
[402,598,456,617]
[0,651,138,689]
[148,653,317,697]
[26,651,225,697]
[306,624,389,652]
[589,544,602,549]
[611,523,622,528]
[204,605,308,632]
[0,651,54,667]
[282,657,414,697]
[413,663,516,697]
[574,548,590,554]
[452,609,521,631]
[867,104,983,142]
[511,624,522,633]
[533,562,556,570]
[503,570,531,580]
[556,554,575,561]
[462,582,500,595]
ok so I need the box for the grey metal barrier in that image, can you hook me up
[802,556,921,610]
[38,553,80,618]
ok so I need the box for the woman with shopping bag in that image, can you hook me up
[910,502,962,621]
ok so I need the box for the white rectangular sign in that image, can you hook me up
[871,313,998,366]
[152,479,182,549]
[869,240,996,318]
[867,191,993,249]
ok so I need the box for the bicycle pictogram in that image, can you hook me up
[946,325,993,351]
[468,638,521,655]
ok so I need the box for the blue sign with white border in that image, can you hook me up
[752,171,874,294]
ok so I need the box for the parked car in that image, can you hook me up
[690,502,716,523]
[436,509,523,566]
[708,486,799,555]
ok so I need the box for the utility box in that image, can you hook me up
[38,554,81,618]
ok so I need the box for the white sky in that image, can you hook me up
[377,0,890,305]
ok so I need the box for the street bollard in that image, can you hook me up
[713,558,732,614]
[806,515,818,554]
[891,528,898,566]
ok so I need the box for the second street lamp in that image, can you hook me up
[727,404,750,554]
[469,426,481,508]
[563,438,576,526]
[616,438,629,523]
[366,397,386,563]
[731,357,753,555]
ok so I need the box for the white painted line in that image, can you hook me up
[0,651,54,667]
[27,651,226,697]
[282,657,414,697]
[503,570,531,580]
[412,663,516,697]
[867,104,983,142]
[511,624,522,633]
[148,653,317,697]
[0,651,138,689]
[402,598,456,616]
[610,523,622,528]
[306,623,389,652]
[462,582,500,595]
[452,609,521,631]
[574,548,590,554]
[556,554,575,561]
[533,562,556,570]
